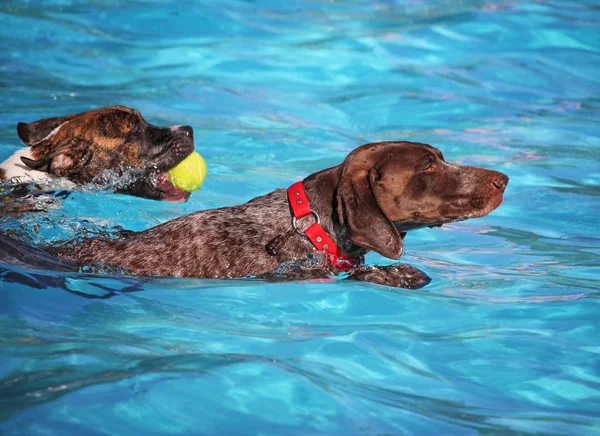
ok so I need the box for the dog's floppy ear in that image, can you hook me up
[21,138,93,178]
[336,167,403,259]
[17,116,69,146]
[20,154,53,172]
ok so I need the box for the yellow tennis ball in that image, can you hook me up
[166,151,207,192]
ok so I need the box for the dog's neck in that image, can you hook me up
[302,165,367,259]
[302,165,340,222]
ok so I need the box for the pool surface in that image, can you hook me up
[1,0,599,434]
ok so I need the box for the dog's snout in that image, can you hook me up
[178,125,194,138]
[492,172,509,191]
[169,125,194,138]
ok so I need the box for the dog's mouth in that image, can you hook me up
[117,147,195,202]
[153,171,191,203]
[128,132,197,202]
[116,170,190,203]
[395,188,507,232]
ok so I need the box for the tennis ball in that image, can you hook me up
[166,151,207,192]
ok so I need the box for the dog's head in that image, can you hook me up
[16,105,195,202]
[335,141,508,259]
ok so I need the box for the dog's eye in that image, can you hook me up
[423,164,437,173]
[128,122,143,136]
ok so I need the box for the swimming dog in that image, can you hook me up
[1,106,196,202]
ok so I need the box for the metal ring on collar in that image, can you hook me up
[292,210,320,236]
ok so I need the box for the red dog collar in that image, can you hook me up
[287,181,361,272]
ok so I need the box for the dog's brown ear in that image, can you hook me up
[336,168,403,259]
[21,138,93,178]
[17,116,68,146]
[21,155,52,172]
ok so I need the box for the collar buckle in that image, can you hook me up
[291,210,320,236]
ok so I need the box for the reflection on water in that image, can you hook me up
[1,0,599,434]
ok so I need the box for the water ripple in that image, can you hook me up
[1,0,600,433]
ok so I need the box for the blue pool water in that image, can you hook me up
[1,0,599,434]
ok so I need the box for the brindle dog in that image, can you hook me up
[52,141,508,289]
[0,106,195,202]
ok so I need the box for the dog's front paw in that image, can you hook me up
[348,264,431,289]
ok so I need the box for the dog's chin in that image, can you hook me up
[464,192,505,220]
[440,193,505,225]
[154,172,191,203]
[117,172,190,202]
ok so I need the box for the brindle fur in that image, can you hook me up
[2,106,195,201]
[52,141,508,289]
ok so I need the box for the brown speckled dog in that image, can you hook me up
[0,106,195,202]
[53,141,508,289]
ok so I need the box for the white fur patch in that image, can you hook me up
[0,147,75,189]
[35,122,66,145]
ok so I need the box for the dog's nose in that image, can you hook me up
[492,172,509,191]
[176,125,194,138]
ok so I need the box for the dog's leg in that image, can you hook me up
[258,253,335,282]
[347,264,431,289]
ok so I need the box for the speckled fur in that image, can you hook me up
[59,188,330,278]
